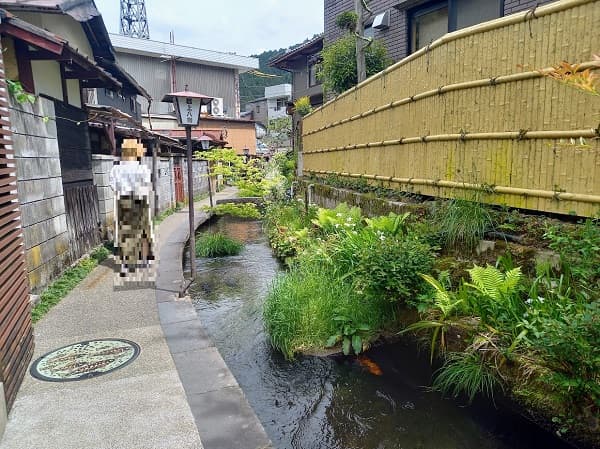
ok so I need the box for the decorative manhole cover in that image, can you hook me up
[30,339,140,382]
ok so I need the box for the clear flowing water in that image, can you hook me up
[189,217,573,449]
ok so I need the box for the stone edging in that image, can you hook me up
[154,196,273,449]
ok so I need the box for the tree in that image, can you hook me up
[263,116,292,150]
[319,34,390,95]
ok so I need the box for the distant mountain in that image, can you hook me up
[240,34,321,109]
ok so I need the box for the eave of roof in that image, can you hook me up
[0,9,121,89]
[109,33,259,73]
[269,34,324,69]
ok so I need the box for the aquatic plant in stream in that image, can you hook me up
[196,233,244,257]
[433,351,502,402]
[263,263,394,359]
[203,202,262,219]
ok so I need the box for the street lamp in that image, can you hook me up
[161,89,214,280]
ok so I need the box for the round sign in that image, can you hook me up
[30,339,140,382]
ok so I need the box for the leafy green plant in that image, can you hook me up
[335,11,358,32]
[403,274,471,361]
[465,265,524,326]
[433,351,501,402]
[7,80,35,104]
[436,197,494,252]
[195,233,244,257]
[364,212,410,237]
[319,34,391,94]
[294,96,313,117]
[311,202,363,234]
[203,202,262,219]
[349,234,434,302]
[327,314,371,355]
[543,219,600,298]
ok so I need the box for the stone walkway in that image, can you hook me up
[0,187,272,449]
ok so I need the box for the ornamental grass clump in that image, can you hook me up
[435,197,495,252]
[195,232,244,257]
[263,263,394,359]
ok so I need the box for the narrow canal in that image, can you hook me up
[189,216,573,449]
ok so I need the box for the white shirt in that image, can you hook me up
[109,161,152,197]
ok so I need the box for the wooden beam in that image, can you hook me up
[0,23,63,55]
[13,40,34,94]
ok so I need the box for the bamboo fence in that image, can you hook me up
[302,0,600,217]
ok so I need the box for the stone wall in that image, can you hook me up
[10,96,70,292]
[299,181,425,217]
[92,154,115,240]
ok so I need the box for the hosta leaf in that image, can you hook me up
[342,337,351,355]
[352,335,363,354]
[326,335,339,348]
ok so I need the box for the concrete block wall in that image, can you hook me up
[92,154,115,240]
[142,156,175,214]
[182,159,209,200]
[9,96,70,292]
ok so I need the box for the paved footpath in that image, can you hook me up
[0,187,272,449]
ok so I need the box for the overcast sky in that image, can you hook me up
[94,0,324,56]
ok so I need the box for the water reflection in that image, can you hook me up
[190,217,572,449]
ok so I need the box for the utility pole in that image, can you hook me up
[354,0,372,83]
[120,0,150,39]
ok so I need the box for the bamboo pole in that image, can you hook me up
[304,61,600,137]
[303,170,600,204]
[303,0,597,119]
[303,129,600,154]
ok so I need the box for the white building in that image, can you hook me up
[245,83,292,126]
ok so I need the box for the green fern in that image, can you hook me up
[466,265,522,300]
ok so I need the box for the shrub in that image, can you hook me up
[335,11,358,32]
[350,233,434,302]
[294,96,313,117]
[195,233,244,257]
[319,34,391,94]
[543,219,600,297]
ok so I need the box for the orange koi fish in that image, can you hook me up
[357,355,383,376]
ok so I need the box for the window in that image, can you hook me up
[363,25,375,39]
[410,2,448,53]
[409,0,502,53]
[453,0,501,30]
[105,88,115,99]
[276,98,286,111]
[256,105,260,113]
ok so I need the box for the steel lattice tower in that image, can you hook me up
[119,0,150,39]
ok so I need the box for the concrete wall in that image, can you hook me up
[9,96,70,292]
[182,159,209,200]
[92,155,116,240]
[142,156,176,214]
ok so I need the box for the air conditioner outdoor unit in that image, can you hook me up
[211,97,224,116]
